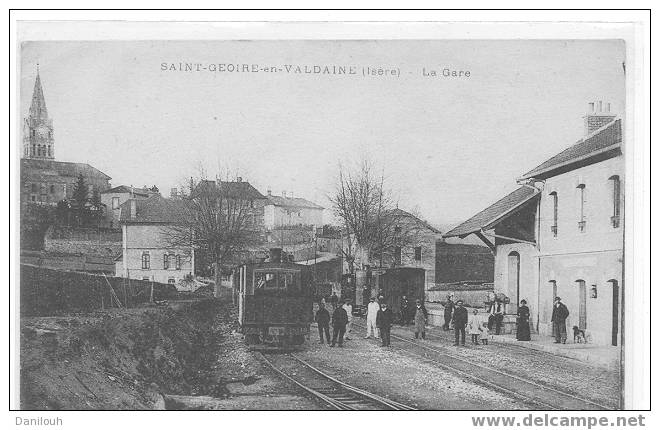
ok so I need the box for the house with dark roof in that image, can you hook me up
[101,185,160,226]
[264,189,324,230]
[116,195,195,289]
[444,104,623,346]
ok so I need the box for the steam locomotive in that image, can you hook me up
[234,248,314,349]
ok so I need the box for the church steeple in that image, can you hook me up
[29,67,48,123]
[23,65,54,160]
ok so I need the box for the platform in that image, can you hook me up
[488,333,621,370]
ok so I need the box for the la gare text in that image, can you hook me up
[422,67,471,78]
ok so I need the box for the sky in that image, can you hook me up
[20,40,625,228]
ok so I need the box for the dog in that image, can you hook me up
[572,326,587,343]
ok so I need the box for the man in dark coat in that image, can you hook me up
[329,292,339,308]
[400,295,410,325]
[376,303,394,346]
[315,302,331,345]
[452,300,468,346]
[443,297,455,331]
[551,296,569,344]
[330,304,348,347]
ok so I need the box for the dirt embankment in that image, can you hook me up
[20,299,248,410]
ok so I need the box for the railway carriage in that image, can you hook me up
[375,267,426,319]
[235,249,314,349]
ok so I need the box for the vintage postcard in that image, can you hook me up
[9,13,650,427]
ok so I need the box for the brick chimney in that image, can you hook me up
[583,101,616,136]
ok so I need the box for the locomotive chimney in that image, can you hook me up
[269,248,282,263]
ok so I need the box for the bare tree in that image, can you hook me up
[165,174,264,289]
[330,159,425,270]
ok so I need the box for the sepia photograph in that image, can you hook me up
[10,15,650,421]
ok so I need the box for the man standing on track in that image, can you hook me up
[365,297,380,339]
[452,300,468,346]
[342,298,353,340]
[413,299,428,339]
[331,303,348,347]
[315,301,331,345]
[443,296,455,331]
[376,302,394,347]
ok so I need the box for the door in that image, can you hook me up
[611,280,619,346]
[508,252,521,313]
[578,280,587,330]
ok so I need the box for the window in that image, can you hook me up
[141,252,150,269]
[254,271,277,289]
[142,277,150,281]
[549,191,558,237]
[278,271,300,291]
[49,184,55,194]
[175,255,182,270]
[414,246,422,261]
[168,278,176,285]
[31,183,37,193]
[577,184,586,232]
[610,176,621,228]
[112,197,120,209]
[163,253,170,269]
[394,246,402,265]
[30,195,36,202]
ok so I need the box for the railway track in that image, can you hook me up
[353,321,612,410]
[257,352,416,410]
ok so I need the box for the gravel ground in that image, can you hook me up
[297,324,538,410]
[376,321,621,409]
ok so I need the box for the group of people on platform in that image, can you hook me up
[314,293,572,348]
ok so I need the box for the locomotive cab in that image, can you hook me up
[236,249,313,350]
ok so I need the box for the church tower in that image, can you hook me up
[22,67,54,159]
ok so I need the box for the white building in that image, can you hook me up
[445,107,623,346]
[116,195,194,288]
[263,190,324,230]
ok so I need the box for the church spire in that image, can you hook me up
[23,65,54,160]
[29,66,48,123]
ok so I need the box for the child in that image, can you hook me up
[480,321,490,345]
[468,309,482,345]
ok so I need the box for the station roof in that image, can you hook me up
[443,186,539,238]
[519,118,622,180]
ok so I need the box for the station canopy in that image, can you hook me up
[443,186,539,240]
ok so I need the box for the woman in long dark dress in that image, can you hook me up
[516,299,531,341]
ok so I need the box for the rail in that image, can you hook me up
[257,352,416,410]
[352,321,611,410]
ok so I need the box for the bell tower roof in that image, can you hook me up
[29,67,48,122]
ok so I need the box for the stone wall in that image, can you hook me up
[44,226,122,257]
[20,264,178,316]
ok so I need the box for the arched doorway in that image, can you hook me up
[508,252,521,313]
[609,279,620,346]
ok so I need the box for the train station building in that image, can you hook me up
[445,108,623,347]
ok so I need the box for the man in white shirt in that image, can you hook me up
[365,297,380,339]
[342,299,353,340]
